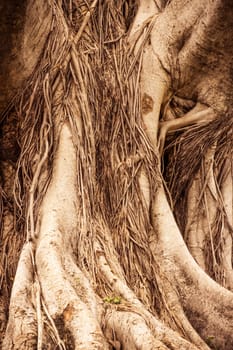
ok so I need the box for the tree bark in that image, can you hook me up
[1,0,233,349]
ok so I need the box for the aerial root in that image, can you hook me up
[2,243,37,350]
[34,231,108,349]
[95,241,200,350]
[153,272,210,350]
[105,309,169,350]
[185,145,233,289]
[151,184,233,349]
[3,237,200,350]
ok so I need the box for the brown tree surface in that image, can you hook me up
[0,0,233,349]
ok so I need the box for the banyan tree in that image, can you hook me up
[0,0,233,349]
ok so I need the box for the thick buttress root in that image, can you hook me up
[3,243,37,349]
[4,122,204,350]
[5,119,230,350]
[150,184,233,350]
[3,1,233,349]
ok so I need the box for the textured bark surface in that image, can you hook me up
[1,0,233,349]
[0,0,51,114]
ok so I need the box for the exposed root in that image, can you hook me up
[105,310,169,350]
[164,116,233,288]
[151,184,233,349]
[2,243,37,350]
[2,1,233,349]
[185,173,206,270]
[96,241,201,350]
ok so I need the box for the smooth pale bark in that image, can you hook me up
[185,174,206,270]
[105,311,169,350]
[158,104,216,154]
[3,243,37,349]
[35,122,108,349]
[129,0,158,37]
[140,45,170,148]
[150,184,233,349]
[2,0,233,349]
[219,159,233,289]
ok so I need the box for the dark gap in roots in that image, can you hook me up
[53,315,75,350]
[121,0,138,31]
[183,307,220,350]
[183,307,207,337]
[162,113,233,230]
[0,110,21,163]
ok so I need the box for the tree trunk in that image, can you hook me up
[1,0,233,349]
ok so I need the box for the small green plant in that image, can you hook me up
[103,296,122,304]
[206,335,219,350]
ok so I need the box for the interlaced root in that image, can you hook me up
[1,0,233,349]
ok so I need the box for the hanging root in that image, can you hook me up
[34,122,108,349]
[163,111,233,289]
[4,121,202,349]
[2,1,233,349]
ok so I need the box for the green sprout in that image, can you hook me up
[103,296,122,304]
[206,336,219,350]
